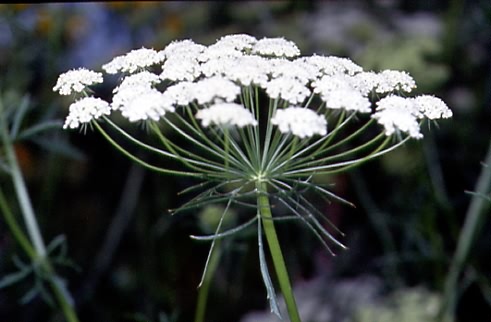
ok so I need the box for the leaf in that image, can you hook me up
[197,198,232,287]
[465,190,491,203]
[190,215,258,241]
[46,234,67,256]
[258,219,282,319]
[9,95,31,139]
[31,136,85,160]
[19,284,40,305]
[0,268,31,289]
[16,120,63,141]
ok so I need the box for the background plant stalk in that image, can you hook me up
[0,111,80,322]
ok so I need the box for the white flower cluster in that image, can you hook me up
[102,48,164,74]
[53,68,103,95]
[196,103,258,128]
[271,107,327,138]
[372,95,453,138]
[55,33,451,140]
[63,97,110,129]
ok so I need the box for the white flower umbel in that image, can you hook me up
[191,76,241,105]
[63,97,110,129]
[323,90,372,113]
[55,33,452,322]
[196,102,257,128]
[114,71,161,93]
[102,47,163,74]
[112,72,162,111]
[271,107,327,138]
[372,95,422,139]
[214,34,257,51]
[201,55,270,87]
[160,39,206,60]
[302,55,363,77]
[53,68,103,95]
[413,95,453,119]
[265,77,311,105]
[160,56,202,82]
[376,70,417,94]
[121,89,175,122]
[252,37,301,58]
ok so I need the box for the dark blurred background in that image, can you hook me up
[0,1,490,322]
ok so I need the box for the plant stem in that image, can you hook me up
[256,180,301,322]
[1,112,80,322]
[194,240,222,322]
[441,138,491,320]
[0,187,37,259]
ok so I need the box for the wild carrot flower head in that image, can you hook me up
[54,31,452,243]
[54,34,452,316]
[54,30,453,227]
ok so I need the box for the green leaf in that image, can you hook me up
[16,120,63,141]
[46,234,67,255]
[10,95,31,139]
[31,136,85,160]
[0,268,31,289]
[19,284,40,305]
[190,215,258,241]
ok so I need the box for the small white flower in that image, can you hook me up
[63,97,110,129]
[376,95,421,116]
[351,72,382,96]
[198,42,244,62]
[271,107,327,138]
[312,75,354,96]
[270,58,317,84]
[252,37,301,58]
[162,82,195,106]
[160,39,206,60]
[113,71,160,93]
[112,72,164,111]
[302,55,363,77]
[102,47,163,74]
[372,96,422,139]
[121,89,175,122]
[265,77,311,105]
[112,85,151,111]
[201,55,270,87]
[413,95,452,119]
[214,34,257,51]
[200,56,238,77]
[323,90,372,113]
[192,76,241,105]
[196,103,258,128]
[376,70,416,93]
[160,56,202,81]
[53,68,103,95]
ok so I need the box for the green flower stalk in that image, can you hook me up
[54,34,452,321]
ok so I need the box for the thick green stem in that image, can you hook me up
[441,138,491,321]
[194,240,222,322]
[256,180,301,322]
